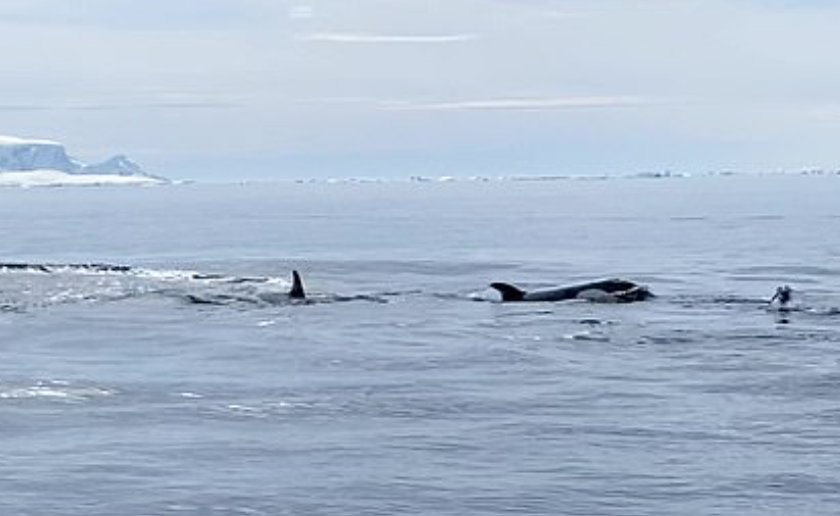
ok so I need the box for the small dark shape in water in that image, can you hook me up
[185,294,221,305]
[80,263,133,273]
[1,263,50,273]
[490,278,653,303]
[1,303,22,313]
[769,285,794,324]
[578,318,607,325]
[770,285,793,309]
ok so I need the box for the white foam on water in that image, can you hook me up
[0,380,116,402]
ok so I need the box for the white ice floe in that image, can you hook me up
[0,169,163,187]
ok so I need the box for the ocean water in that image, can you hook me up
[1,174,839,515]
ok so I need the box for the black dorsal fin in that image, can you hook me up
[490,282,526,302]
[289,270,306,299]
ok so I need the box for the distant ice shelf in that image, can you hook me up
[0,135,167,187]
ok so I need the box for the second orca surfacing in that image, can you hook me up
[490,278,653,303]
[186,269,307,305]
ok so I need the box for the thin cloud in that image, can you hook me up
[299,32,478,44]
[0,98,240,112]
[383,96,645,112]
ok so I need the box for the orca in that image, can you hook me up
[490,278,653,303]
[185,270,306,305]
[289,270,306,299]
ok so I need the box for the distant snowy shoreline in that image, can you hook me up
[2,133,837,188]
[0,135,166,187]
[0,170,164,188]
[277,168,840,186]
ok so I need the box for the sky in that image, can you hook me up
[3,0,840,181]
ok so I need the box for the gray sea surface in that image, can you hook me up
[1,174,839,515]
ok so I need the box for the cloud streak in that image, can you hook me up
[383,96,645,112]
[299,32,478,44]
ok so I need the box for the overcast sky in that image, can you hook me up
[3,0,840,180]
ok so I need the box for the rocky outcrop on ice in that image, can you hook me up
[0,135,167,187]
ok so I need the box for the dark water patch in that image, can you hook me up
[709,295,768,305]
[641,334,700,346]
[732,473,840,496]
[810,407,840,427]
[580,423,748,446]
[739,372,840,401]
[729,264,840,278]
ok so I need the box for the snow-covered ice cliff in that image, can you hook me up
[0,135,166,187]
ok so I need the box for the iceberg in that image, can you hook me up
[0,135,166,187]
